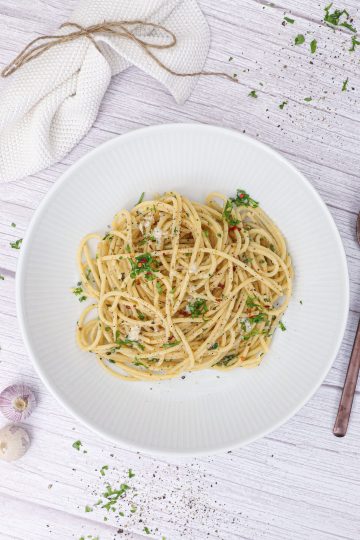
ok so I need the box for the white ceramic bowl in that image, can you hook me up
[17,124,349,456]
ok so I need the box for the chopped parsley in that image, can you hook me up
[130,253,158,281]
[349,35,360,51]
[136,192,145,205]
[310,39,317,53]
[156,281,163,294]
[284,16,295,24]
[116,333,145,351]
[139,234,156,246]
[243,327,261,341]
[217,354,236,366]
[223,199,240,226]
[209,342,219,350]
[223,189,258,226]
[137,310,146,320]
[162,341,180,348]
[342,77,349,91]
[103,232,113,241]
[294,34,305,45]
[279,320,287,331]
[304,97,312,102]
[128,468,135,478]
[188,298,208,319]
[125,244,131,253]
[144,527,151,535]
[249,312,267,323]
[0,275,4,280]
[279,100,288,110]
[130,504,137,513]
[10,238,22,249]
[72,440,82,451]
[11,222,16,227]
[72,283,87,302]
[101,483,130,511]
[324,3,356,32]
[269,244,276,252]
[246,296,261,309]
[85,505,93,513]
[231,189,259,208]
[248,90,258,98]
[100,465,109,476]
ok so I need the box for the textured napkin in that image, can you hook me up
[0,0,210,182]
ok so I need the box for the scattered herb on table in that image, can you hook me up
[349,35,360,52]
[11,222,16,228]
[304,97,312,102]
[144,527,151,534]
[294,34,305,45]
[324,3,357,32]
[10,238,22,249]
[0,275,4,280]
[342,77,349,91]
[248,90,258,98]
[279,100,288,109]
[100,465,109,476]
[72,440,82,451]
[128,468,135,478]
[85,505,93,513]
[310,39,317,53]
[284,16,295,24]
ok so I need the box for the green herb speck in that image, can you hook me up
[294,34,305,45]
[72,440,82,451]
[310,39,317,54]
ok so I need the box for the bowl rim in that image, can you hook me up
[16,123,350,456]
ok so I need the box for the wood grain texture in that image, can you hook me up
[0,0,360,538]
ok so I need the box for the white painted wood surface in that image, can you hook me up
[0,0,360,538]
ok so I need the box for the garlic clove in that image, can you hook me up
[0,424,30,462]
[0,384,36,422]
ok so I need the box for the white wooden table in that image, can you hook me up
[1,1,360,539]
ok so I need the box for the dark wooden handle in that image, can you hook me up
[333,319,360,437]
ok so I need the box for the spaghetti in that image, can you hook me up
[75,190,293,381]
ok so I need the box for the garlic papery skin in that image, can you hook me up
[0,384,36,422]
[0,424,30,462]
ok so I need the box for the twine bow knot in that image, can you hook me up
[1,20,237,82]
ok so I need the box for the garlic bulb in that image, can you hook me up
[0,424,30,462]
[0,384,36,422]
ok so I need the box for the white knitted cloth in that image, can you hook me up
[0,0,210,182]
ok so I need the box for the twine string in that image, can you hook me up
[1,20,237,83]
